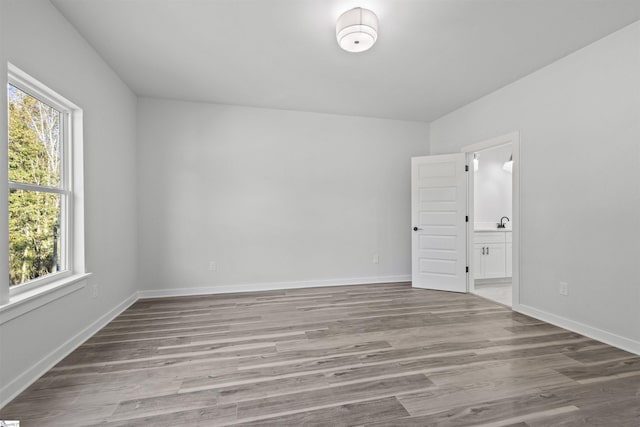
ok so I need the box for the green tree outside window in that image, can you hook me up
[8,85,62,286]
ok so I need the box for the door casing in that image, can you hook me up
[460,132,520,307]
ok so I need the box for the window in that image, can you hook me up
[7,66,84,295]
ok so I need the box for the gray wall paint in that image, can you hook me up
[431,22,640,345]
[136,98,430,292]
[0,0,138,399]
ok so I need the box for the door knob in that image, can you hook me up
[413,226,422,231]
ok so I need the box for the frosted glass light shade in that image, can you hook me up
[336,8,378,53]
[503,155,513,173]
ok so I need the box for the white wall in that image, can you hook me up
[431,22,640,351]
[474,144,512,228]
[137,98,429,294]
[0,0,138,405]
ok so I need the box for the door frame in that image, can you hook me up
[460,132,520,307]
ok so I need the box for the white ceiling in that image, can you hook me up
[51,0,640,122]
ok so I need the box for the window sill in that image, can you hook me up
[0,273,91,325]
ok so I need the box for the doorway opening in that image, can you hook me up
[410,132,519,305]
[470,144,513,305]
[462,132,519,308]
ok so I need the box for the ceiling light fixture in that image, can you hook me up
[336,7,378,53]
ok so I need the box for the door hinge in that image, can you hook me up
[465,165,469,172]
[466,266,469,273]
[465,215,469,222]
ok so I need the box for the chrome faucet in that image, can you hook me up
[497,216,510,228]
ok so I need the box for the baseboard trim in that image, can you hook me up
[513,303,640,356]
[0,292,139,409]
[138,275,412,299]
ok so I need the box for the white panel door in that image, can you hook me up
[411,154,467,292]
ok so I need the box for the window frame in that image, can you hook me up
[7,67,80,297]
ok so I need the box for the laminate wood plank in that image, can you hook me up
[234,396,409,426]
[157,330,320,350]
[563,345,639,364]
[46,346,271,377]
[117,304,238,318]
[92,323,231,339]
[110,389,219,420]
[555,357,640,383]
[378,390,575,426]
[526,396,640,427]
[306,312,541,339]
[136,290,285,305]
[99,315,263,333]
[397,367,575,418]
[384,322,518,347]
[84,329,230,346]
[298,299,489,313]
[504,323,566,334]
[52,343,280,372]
[235,374,434,419]
[208,372,334,405]
[348,307,508,322]
[346,303,498,318]
[425,354,578,386]
[235,340,393,368]
[545,374,640,410]
[109,311,233,323]
[489,331,584,345]
[179,353,365,393]
[89,403,238,427]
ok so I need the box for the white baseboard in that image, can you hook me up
[0,292,139,409]
[138,275,412,299]
[513,303,640,356]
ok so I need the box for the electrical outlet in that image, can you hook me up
[91,283,99,298]
[559,281,569,296]
[208,261,217,271]
[373,254,380,264]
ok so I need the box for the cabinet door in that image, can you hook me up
[473,244,485,279]
[506,242,512,277]
[483,243,506,278]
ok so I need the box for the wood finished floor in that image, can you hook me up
[2,283,640,426]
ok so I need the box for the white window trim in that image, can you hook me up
[0,272,91,325]
[4,64,87,307]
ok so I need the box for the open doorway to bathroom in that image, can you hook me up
[470,143,513,307]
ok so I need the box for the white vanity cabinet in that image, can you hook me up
[474,231,512,279]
